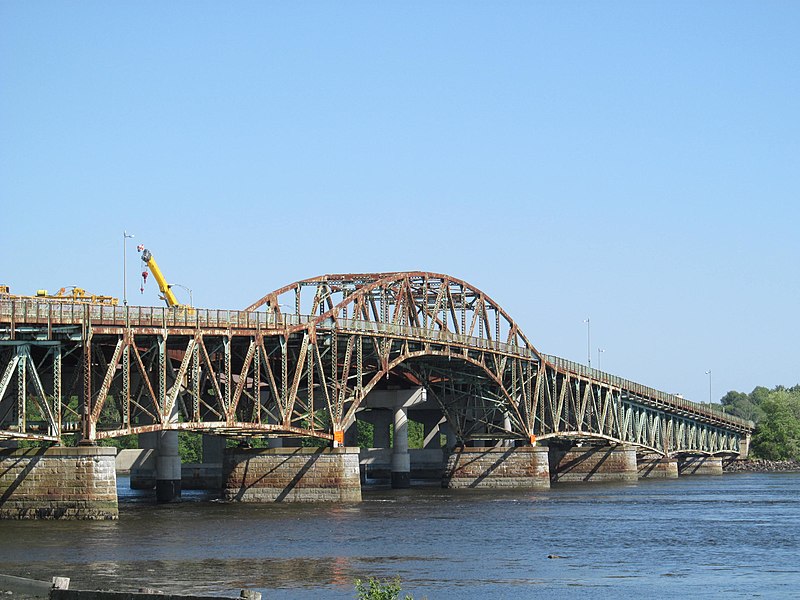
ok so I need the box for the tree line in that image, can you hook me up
[721,385,800,461]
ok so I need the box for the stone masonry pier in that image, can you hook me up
[443,446,550,489]
[678,455,724,476]
[222,447,361,502]
[549,444,638,483]
[0,446,118,519]
[637,453,679,479]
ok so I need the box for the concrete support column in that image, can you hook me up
[499,412,513,447]
[202,434,226,464]
[441,421,457,451]
[156,430,181,503]
[372,410,391,449]
[130,431,157,490]
[739,434,751,459]
[344,421,359,447]
[391,404,410,488]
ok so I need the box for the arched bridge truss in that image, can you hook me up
[0,272,752,457]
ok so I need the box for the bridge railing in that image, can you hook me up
[0,300,282,330]
[543,354,751,430]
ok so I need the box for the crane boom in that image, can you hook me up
[139,248,183,308]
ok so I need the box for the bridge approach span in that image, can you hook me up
[0,272,753,457]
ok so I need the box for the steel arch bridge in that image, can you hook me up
[0,272,752,457]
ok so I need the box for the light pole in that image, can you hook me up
[705,369,712,406]
[598,348,605,370]
[169,283,193,307]
[583,318,591,367]
[123,231,134,306]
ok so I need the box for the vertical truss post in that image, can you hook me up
[53,345,62,440]
[281,336,288,421]
[122,338,130,429]
[82,332,93,443]
[223,336,231,419]
[191,336,200,421]
[253,341,261,424]
[16,346,26,432]
[158,336,167,420]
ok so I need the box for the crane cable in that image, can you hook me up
[137,244,148,293]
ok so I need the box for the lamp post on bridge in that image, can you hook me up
[584,318,591,367]
[598,348,605,370]
[705,369,713,407]
[123,231,134,306]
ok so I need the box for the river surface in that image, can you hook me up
[0,473,798,599]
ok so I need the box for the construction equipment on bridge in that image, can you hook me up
[0,284,118,305]
[137,245,190,309]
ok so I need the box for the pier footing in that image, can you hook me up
[549,444,638,483]
[443,446,550,489]
[637,454,679,479]
[678,456,724,476]
[222,447,362,502]
[0,446,118,520]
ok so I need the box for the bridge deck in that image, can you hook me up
[0,299,752,435]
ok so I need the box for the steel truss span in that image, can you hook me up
[0,272,753,456]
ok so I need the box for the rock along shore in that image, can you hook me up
[724,458,800,473]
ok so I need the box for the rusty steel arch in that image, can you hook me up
[246,271,538,354]
[245,272,545,443]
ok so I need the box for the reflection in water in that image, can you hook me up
[0,474,799,599]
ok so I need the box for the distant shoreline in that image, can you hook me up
[724,458,800,473]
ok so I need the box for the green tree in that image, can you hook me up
[720,390,765,423]
[178,431,203,463]
[356,420,374,448]
[408,420,424,449]
[751,389,800,460]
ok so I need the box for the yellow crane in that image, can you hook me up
[138,245,190,309]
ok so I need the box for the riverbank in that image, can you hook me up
[724,458,800,473]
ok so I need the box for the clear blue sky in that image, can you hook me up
[2,1,798,406]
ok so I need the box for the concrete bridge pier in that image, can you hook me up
[739,434,751,459]
[371,410,391,448]
[359,387,427,487]
[548,443,638,483]
[130,431,157,489]
[155,430,181,502]
[442,445,550,489]
[222,446,361,502]
[0,446,118,519]
[637,453,679,479]
[391,402,411,488]
[678,455,724,476]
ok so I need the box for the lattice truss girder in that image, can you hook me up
[0,343,62,441]
[0,270,749,455]
[0,329,742,457]
[534,366,741,456]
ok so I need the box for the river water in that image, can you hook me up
[0,473,798,599]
